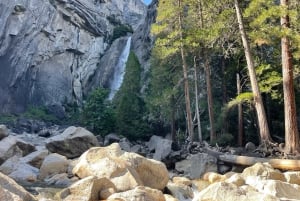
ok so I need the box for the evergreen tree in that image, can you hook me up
[114,52,150,140]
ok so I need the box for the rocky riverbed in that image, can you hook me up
[1,124,300,201]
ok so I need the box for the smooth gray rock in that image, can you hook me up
[46,126,99,158]
[39,153,69,180]
[147,135,172,161]
[175,153,218,179]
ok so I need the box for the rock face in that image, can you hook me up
[46,126,99,158]
[0,0,149,116]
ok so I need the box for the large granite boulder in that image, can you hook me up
[73,143,169,191]
[0,172,36,201]
[241,163,285,181]
[0,135,35,165]
[175,153,218,179]
[246,176,300,200]
[60,176,117,201]
[194,182,279,201]
[46,126,99,158]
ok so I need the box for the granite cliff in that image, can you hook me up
[0,0,156,117]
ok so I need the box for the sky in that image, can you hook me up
[143,0,152,5]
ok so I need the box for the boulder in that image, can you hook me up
[22,149,49,168]
[104,133,121,146]
[119,137,132,151]
[284,171,300,185]
[202,172,226,183]
[39,153,69,180]
[166,181,193,201]
[122,152,169,190]
[46,126,99,158]
[164,194,179,201]
[194,182,279,201]
[191,179,210,192]
[0,172,36,201]
[9,163,39,184]
[107,186,165,201]
[73,143,169,191]
[175,153,217,179]
[147,135,172,161]
[72,144,141,192]
[172,177,192,186]
[0,124,9,140]
[245,142,256,151]
[60,176,117,201]
[0,136,36,165]
[0,187,23,201]
[246,176,300,200]
[241,163,285,181]
[225,173,245,187]
[45,173,78,187]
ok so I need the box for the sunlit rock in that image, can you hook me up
[241,163,285,181]
[39,153,69,180]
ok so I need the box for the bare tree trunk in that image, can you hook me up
[204,54,216,143]
[234,0,272,142]
[178,0,194,141]
[194,56,202,142]
[237,73,243,146]
[281,0,299,154]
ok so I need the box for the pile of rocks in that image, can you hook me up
[1,124,300,201]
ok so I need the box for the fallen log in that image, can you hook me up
[205,147,300,171]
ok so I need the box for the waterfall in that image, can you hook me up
[108,36,132,100]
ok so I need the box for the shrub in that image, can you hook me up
[111,24,133,43]
[23,106,59,123]
[81,88,115,136]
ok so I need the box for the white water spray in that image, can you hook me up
[108,36,132,100]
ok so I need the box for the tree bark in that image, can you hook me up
[234,0,272,143]
[194,56,202,142]
[237,73,243,146]
[178,0,194,141]
[281,0,299,154]
[204,54,216,143]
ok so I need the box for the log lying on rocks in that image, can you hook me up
[205,148,300,171]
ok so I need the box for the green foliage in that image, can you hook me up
[23,106,59,123]
[0,114,17,125]
[82,88,115,136]
[111,24,133,43]
[114,51,150,140]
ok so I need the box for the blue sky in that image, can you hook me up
[143,0,152,5]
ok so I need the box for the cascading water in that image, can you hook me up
[108,36,132,100]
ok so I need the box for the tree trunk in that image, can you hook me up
[194,56,202,142]
[237,73,243,146]
[204,54,216,143]
[171,96,176,142]
[221,57,228,134]
[281,0,299,154]
[178,0,194,141]
[234,0,272,143]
